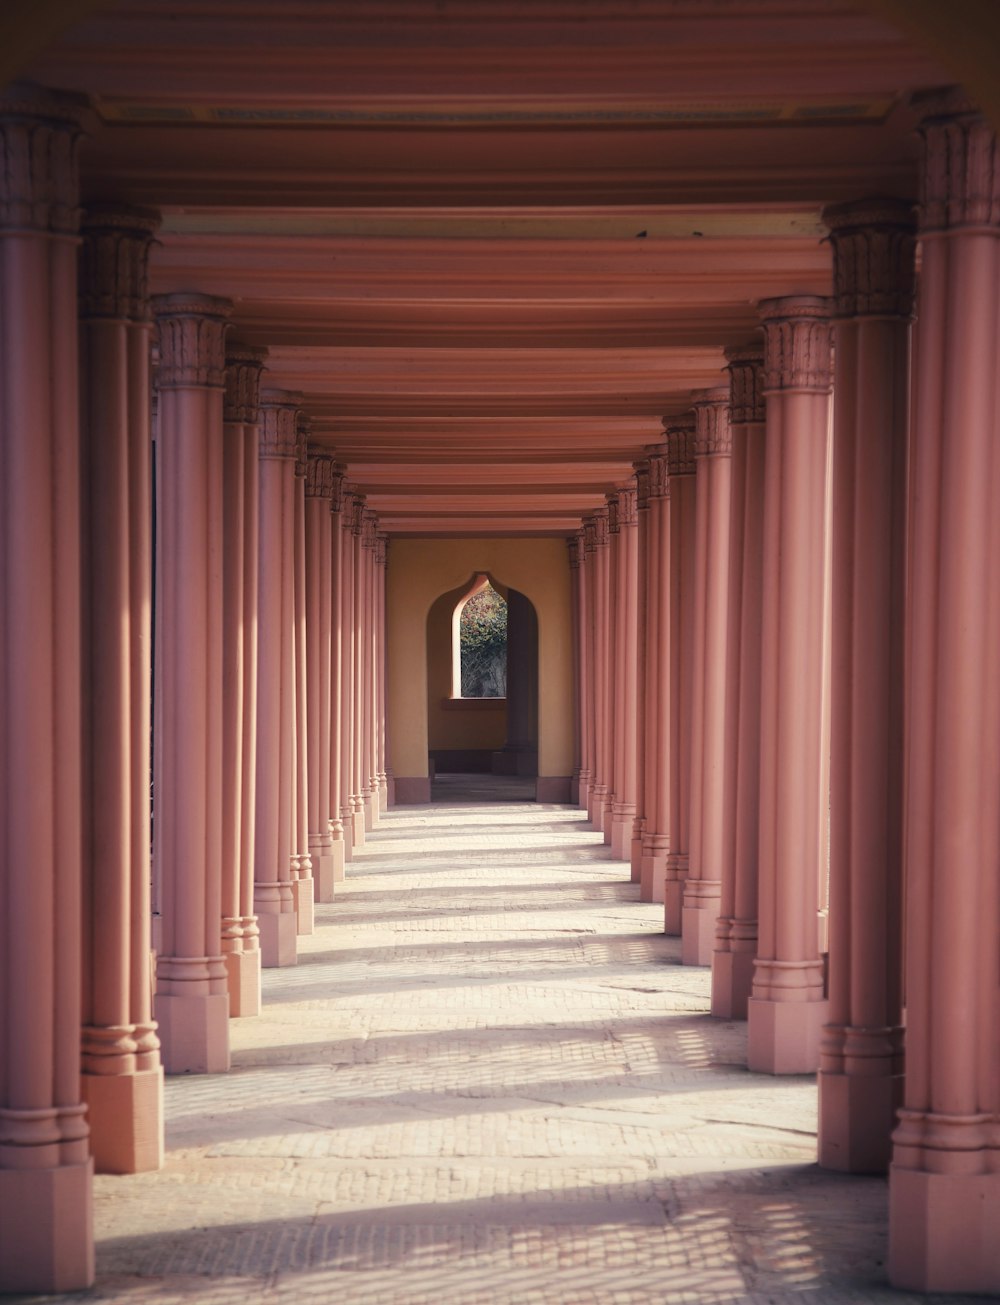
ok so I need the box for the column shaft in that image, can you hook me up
[712,350,765,1019]
[254,392,300,966]
[306,454,336,901]
[78,207,165,1172]
[747,296,833,1074]
[221,346,265,1017]
[610,486,639,861]
[348,495,367,848]
[630,465,650,880]
[579,521,597,811]
[588,508,611,828]
[0,87,94,1293]
[640,450,670,903]
[569,536,583,805]
[376,533,390,809]
[819,199,914,1173]
[340,506,358,855]
[152,293,232,1072]
[328,480,348,873]
[683,390,733,965]
[888,94,1000,1295]
[292,422,314,933]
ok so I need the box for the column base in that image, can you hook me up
[314,853,336,903]
[378,777,388,812]
[364,790,377,831]
[225,947,262,1017]
[681,892,720,966]
[259,910,298,967]
[710,947,755,1020]
[818,1067,901,1174]
[293,875,315,934]
[602,798,615,844]
[747,995,828,1075]
[639,845,667,904]
[154,992,230,1074]
[889,1167,1000,1295]
[664,878,684,935]
[81,1065,164,1174]
[351,808,366,848]
[588,785,607,831]
[578,776,591,809]
[609,813,632,861]
[0,1160,94,1293]
[331,838,346,882]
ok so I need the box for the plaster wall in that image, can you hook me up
[388,537,573,785]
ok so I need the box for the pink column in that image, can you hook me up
[610,485,639,861]
[683,389,733,965]
[340,493,358,856]
[578,521,596,811]
[640,447,670,904]
[328,474,348,874]
[888,93,1000,1295]
[568,535,583,806]
[363,509,380,828]
[376,533,390,810]
[221,345,265,1018]
[348,494,367,848]
[712,349,766,1020]
[78,207,164,1173]
[0,85,94,1294]
[664,416,697,933]
[602,494,620,841]
[152,292,232,1073]
[305,453,336,901]
[254,391,299,966]
[292,418,315,933]
[630,463,650,881]
[747,296,832,1074]
[587,507,611,828]
[818,200,914,1173]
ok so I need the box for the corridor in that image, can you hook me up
[38,792,946,1305]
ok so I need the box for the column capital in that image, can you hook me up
[583,517,597,554]
[692,386,732,457]
[823,197,917,319]
[591,506,610,548]
[648,447,670,500]
[664,414,696,477]
[618,484,638,527]
[759,296,833,395]
[152,293,231,389]
[304,451,338,499]
[915,87,1000,235]
[362,508,379,550]
[568,532,584,568]
[376,533,389,567]
[349,493,366,536]
[606,493,620,534]
[330,468,346,513]
[79,206,161,322]
[725,346,765,424]
[294,413,310,478]
[258,389,301,459]
[633,459,650,510]
[0,83,91,236]
[224,344,267,425]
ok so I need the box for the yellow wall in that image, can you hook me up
[426,583,507,750]
[388,537,573,779]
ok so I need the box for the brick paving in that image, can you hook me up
[15,780,969,1303]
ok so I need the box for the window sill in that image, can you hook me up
[441,697,507,710]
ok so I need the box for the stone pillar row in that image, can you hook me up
[0,84,392,1295]
[569,91,1000,1296]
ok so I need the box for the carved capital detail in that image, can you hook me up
[664,415,697,477]
[725,346,765,424]
[224,343,267,424]
[618,485,638,527]
[823,197,916,318]
[304,451,337,499]
[153,293,231,389]
[759,296,833,394]
[376,532,389,566]
[633,459,650,510]
[568,533,584,568]
[330,470,346,513]
[917,89,1000,234]
[0,84,91,235]
[606,494,620,534]
[692,386,732,457]
[583,518,597,554]
[648,448,670,499]
[79,206,160,321]
[349,493,366,536]
[362,508,379,549]
[258,390,300,459]
[592,506,610,548]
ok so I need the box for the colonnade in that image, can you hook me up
[572,89,1000,1295]
[0,86,390,1293]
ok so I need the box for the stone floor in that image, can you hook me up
[17,781,971,1304]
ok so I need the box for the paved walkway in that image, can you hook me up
[20,785,965,1304]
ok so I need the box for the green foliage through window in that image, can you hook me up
[460,586,507,697]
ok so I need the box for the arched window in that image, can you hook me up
[452,574,507,698]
